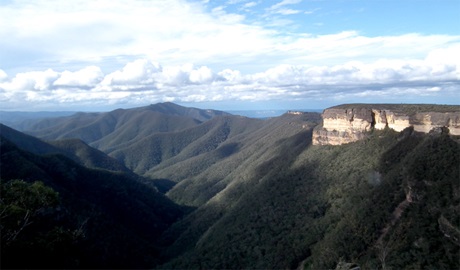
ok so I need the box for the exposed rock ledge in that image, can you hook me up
[313,104,460,145]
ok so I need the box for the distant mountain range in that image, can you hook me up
[11,103,321,190]
[227,109,323,118]
[1,104,322,131]
[1,102,458,269]
[0,111,78,130]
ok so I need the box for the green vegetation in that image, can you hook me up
[0,136,189,268]
[1,180,59,246]
[22,102,227,148]
[161,128,459,269]
[0,124,128,172]
[1,103,459,269]
[1,179,85,268]
[331,103,460,114]
[48,138,129,172]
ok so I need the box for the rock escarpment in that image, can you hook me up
[313,104,460,145]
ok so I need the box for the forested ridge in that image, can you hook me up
[1,103,459,269]
[0,137,189,268]
[159,127,459,269]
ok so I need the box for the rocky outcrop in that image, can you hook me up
[313,104,460,145]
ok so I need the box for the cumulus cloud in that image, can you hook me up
[218,69,243,82]
[159,64,202,86]
[189,66,216,84]
[4,69,59,92]
[103,61,221,88]
[1,48,459,111]
[54,66,103,87]
[0,0,458,111]
[0,70,7,82]
[101,59,162,86]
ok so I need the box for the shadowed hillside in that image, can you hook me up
[155,113,320,206]
[22,102,228,147]
[2,103,459,269]
[20,104,322,207]
[0,136,189,269]
[160,126,460,269]
[48,139,130,172]
[0,124,128,172]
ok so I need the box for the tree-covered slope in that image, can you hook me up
[3,103,458,269]
[21,102,228,148]
[0,124,128,172]
[19,103,322,207]
[160,127,460,269]
[156,113,320,207]
[0,137,189,269]
[16,103,242,178]
[48,138,130,172]
[0,123,62,155]
[108,115,263,176]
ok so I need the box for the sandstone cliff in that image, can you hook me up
[313,104,460,145]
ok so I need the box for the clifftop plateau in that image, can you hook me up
[313,104,460,145]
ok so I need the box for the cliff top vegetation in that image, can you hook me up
[330,104,460,114]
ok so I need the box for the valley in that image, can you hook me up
[1,102,459,269]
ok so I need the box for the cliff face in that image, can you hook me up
[313,105,460,145]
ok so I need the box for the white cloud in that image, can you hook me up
[54,66,103,87]
[0,70,7,82]
[3,69,59,92]
[99,61,219,90]
[189,66,216,84]
[227,0,246,4]
[267,0,302,17]
[275,8,301,15]
[218,69,243,82]
[0,0,459,110]
[277,32,460,68]
[158,64,218,86]
[1,48,459,111]
[242,2,258,8]
[425,44,460,68]
[0,0,272,71]
[270,0,302,10]
[304,8,319,15]
[159,64,194,86]
[1,0,459,75]
[101,59,162,86]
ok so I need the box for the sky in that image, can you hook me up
[0,0,459,111]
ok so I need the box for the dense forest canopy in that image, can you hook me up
[1,103,459,269]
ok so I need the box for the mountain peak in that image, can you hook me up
[140,102,230,122]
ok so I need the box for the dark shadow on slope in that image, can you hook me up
[152,178,177,194]
[0,137,188,269]
[254,129,312,179]
[215,142,241,159]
